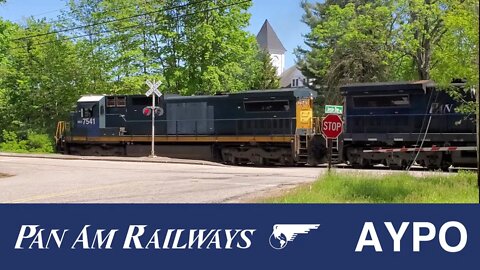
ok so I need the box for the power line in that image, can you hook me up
[12,0,214,41]
[20,0,164,31]
[10,0,252,51]
[8,8,63,24]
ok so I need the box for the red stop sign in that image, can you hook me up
[322,114,343,139]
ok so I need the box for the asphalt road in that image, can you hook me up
[0,156,322,203]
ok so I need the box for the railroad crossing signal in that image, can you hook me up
[145,80,162,97]
[145,79,162,158]
[321,114,343,139]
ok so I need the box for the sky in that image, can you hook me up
[0,0,311,68]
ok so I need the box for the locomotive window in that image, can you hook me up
[132,97,152,106]
[116,96,126,107]
[244,100,290,112]
[353,95,409,108]
[80,107,94,118]
[106,97,116,107]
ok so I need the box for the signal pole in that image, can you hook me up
[145,80,162,158]
[151,90,156,157]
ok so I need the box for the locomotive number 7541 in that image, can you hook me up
[77,118,96,125]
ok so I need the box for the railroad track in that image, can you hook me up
[1,152,477,172]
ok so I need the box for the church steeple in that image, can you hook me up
[256,19,286,54]
[256,20,286,76]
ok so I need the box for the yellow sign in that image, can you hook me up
[296,98,313,130]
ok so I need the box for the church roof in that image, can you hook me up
[280,65,306,88]
[256,19,286,54]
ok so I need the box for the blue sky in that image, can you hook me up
[0,0,311,68]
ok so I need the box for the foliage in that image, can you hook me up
[0,0,263,143]
[65,0,259,95]
[0,19,94,135]
[297,0,479,112]
[0,130,54,153]
[296,0,393,104]
[262,171,478,203]
[251,50,280,89]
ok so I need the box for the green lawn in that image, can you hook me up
[262,171,478,203]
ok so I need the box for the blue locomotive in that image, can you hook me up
[55,80,477,169]
[340,80,476,169]
[56,88,322,165]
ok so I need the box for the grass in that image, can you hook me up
[262,171,478,203]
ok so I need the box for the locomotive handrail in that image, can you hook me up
[54,121,66,144]
[119,117,296,122]
[345,113,471,117]
[96,117,298,137]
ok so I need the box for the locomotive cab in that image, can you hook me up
[72,95,106,137]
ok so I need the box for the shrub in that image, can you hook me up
[0,130,54,153]
[26,132,54,153]
[0,130,28,153]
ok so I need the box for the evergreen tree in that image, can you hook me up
[296,0,392,104]
[252,50,280,90]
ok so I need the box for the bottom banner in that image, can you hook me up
[0,204,478,269]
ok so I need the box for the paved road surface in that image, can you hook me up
[0,156,322,203]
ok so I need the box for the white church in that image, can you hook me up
[255,20,308,88]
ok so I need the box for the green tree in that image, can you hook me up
[251,50,279,89]
[296,0,393,104]
[297,0,478,109]
[394,0,459,80]
[174,0,258,94]
[0,19,93,134]
[66,0,259,95]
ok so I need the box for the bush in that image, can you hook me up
[0,130,54,153]
[26,132,54,153]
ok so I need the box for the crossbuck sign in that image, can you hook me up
[145,80,162,157]
[145,80,162,97]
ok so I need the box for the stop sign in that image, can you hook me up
[322,114,343,139]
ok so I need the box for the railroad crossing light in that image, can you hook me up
[143,107,152,116]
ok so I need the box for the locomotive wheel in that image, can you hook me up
[307,156,318,166]
[388,160,408,171]
[351,159,372,169]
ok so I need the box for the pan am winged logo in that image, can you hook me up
[269,224,320,250]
